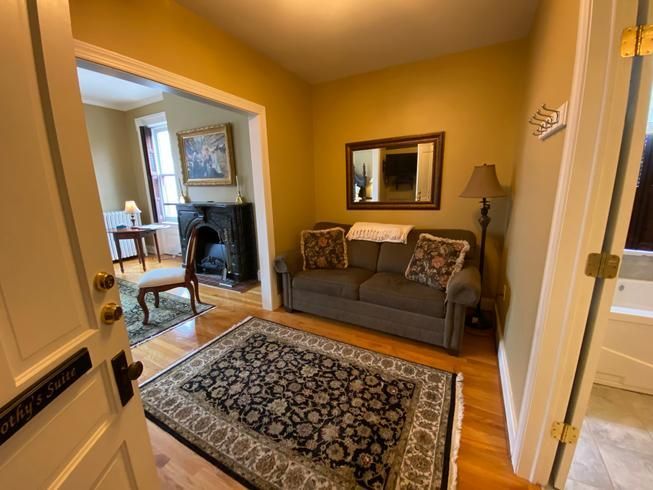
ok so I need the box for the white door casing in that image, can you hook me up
[552,2,653,485]
[508,0,638,483]
[0,1,157,488]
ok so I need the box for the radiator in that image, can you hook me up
[103,211,146,261]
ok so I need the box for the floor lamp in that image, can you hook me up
[460,164,506,328]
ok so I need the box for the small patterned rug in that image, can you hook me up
[141,317,463,489]
[118,279,213,347]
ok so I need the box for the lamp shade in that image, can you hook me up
[460,164,506,198]
[124,200,141,214]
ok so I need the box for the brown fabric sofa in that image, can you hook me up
[274,223,481,355]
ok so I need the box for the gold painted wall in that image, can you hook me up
[82,104,141,213]
[68,0,314,253]
[311,40,529,298]
[499,0,580,417]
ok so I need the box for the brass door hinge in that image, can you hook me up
[621,24,653,57]
[585,253,620,279]
[551,421,579,444]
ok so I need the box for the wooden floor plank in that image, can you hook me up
[116,256,538,489]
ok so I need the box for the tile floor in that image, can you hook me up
[566,384,653,489]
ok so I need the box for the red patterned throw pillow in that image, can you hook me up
[405,234,470,291]
[300,227,349,270]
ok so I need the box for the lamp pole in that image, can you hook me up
[475,197,491,322]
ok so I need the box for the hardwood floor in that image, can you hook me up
[116,256,538,489]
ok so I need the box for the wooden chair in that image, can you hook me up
[136,224,201,324]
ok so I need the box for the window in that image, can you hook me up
[626,134,653,250]
[141,123,179,223]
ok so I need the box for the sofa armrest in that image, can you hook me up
[447,265,481,307]
[274,249,302,276]
[274,250,302,312]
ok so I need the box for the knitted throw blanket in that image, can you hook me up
[346,222,414,244]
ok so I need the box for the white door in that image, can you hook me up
[0,1,158,489]
[552,4,653,487]
[415,143,433,202]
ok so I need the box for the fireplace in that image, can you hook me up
[195,225,231,279]
[176,202,257,288]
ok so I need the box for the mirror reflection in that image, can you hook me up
[346,133,444,210]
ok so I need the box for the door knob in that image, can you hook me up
[94,272,115,291]
[126,361,143,381]
[101,303,123,324]
[111,351,143,406]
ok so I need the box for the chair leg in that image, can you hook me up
[137,289,150,324]
[154,291,160,308]
[192,276,201,303]
[187,283,198,315]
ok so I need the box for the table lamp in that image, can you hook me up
[124,200,141,227]
[460,164,506,328]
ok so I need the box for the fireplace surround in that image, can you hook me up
[176,202,257,288]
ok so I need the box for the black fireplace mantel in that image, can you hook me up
[176,202,257,286]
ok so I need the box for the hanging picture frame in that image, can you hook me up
[177,123,236,186]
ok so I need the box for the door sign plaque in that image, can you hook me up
[0,348,92,446]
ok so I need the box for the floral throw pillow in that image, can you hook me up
[405,234,470,291]
[300,227,348,270]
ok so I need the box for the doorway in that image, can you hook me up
[564,85,653,490]
[77,62,265,346]
[75,41,278,311]
[534,1,653,487]
[71,43,280,485]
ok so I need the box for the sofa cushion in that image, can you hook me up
[300,227,348,270]
[377,229,477,274]
[293,267,374,300]
[314,222,379,271]
[138,267,186,288]
[347,240,381,271]
[405,234,470,291]
[359,272,446,318]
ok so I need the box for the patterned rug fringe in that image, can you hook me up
[448,373,464,490]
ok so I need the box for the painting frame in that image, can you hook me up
[177,123,236,186]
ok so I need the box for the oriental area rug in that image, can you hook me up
[118,279,213,347]
[140,317,463,489]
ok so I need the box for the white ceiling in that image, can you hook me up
[76,67,163,111]
[178,0,539,83]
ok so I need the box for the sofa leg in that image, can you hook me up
[446,347,459,356]
[284,306,294,313]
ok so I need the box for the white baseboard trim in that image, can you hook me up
[495,305,518,461]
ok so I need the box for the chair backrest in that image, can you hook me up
[184,224,199,280]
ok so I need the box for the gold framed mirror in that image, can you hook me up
[345,132,444,210]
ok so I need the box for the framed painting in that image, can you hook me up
[177,123,236,186]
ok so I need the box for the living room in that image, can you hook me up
[4,0,645,489]
[78,65,263,339]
